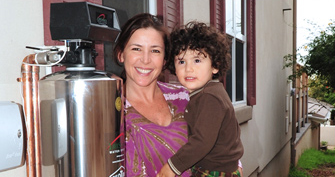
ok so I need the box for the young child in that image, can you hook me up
[157,21,244,177]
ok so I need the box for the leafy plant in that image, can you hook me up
[308,76,335,106]
[321,141,328,146]
[284,20,335,106]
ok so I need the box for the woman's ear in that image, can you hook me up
[118,52,125,63]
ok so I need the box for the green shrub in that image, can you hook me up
[308,76,335,106]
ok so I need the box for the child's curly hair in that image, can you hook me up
[165,21,231,79]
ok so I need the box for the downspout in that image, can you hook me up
[17,54,42,177]
[291,0,297,167]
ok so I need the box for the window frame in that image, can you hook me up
[226,0,247,105]
[210,0,256,106]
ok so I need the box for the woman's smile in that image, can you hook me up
[135,67,153,74]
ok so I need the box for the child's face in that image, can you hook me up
[174,49,218,93]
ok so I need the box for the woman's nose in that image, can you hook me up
[140,51,151,64]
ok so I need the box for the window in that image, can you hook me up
[225,0,246,104]
[211,0,256,106]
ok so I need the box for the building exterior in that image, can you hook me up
[0,0,322,176]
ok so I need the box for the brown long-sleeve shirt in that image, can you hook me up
[168,80,244,175]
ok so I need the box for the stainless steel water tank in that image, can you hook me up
[39,69,124,177]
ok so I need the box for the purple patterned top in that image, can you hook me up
[125,81,191,176]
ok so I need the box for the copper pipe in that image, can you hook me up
[32,58,41,177]
[18,54,41,177]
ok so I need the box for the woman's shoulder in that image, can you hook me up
[157,81,189,101]
[157,81,187,93]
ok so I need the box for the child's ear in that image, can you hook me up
[212,68,219,74]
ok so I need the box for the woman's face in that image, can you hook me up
[119,27,165,88]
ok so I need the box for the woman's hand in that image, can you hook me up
[156,163,176,177]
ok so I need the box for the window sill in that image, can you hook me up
[234,105,253,124]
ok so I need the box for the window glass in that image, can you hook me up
[236,40,244,101]
[226,69,233,101]
[235,0,242,35]
[226,0,233,35]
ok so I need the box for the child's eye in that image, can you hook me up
[178,60,185,64]
[195,59,201,63]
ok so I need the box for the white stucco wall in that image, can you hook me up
[0,0,44,176]
[295,125,319,164]
[183,0,210,24]
[321,126,335,146]
[0,0,44,104]
[253,0,294,173]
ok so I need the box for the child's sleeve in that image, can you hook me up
[238,160,243,169]
[168,93,226,174]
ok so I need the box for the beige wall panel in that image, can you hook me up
[183,0,210,24]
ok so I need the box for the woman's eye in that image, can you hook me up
[131,48,141,51]
[152,49,161,53]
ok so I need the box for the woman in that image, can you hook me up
[113,13,191,176]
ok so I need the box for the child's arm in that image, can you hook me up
[238,160,243,177]
[166,94,227,174]
[156,163,176,177]
[166,92,243,175]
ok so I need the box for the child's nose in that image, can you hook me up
[185,63,193,72]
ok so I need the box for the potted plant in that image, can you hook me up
[320,141,328,151]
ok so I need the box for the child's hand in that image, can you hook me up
[238,166,243,177]
[156,163,176,177]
